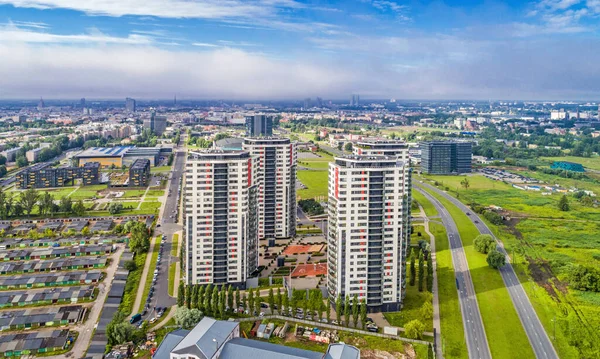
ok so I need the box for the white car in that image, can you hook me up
[150,317,157,324]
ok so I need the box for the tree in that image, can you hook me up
[19,188,39,216]
[72,200,85,216]
[460,177,470,190]
[418,251,425,292]
[409,248,416,286]
[38,192,54,216]
[343,295,350,326]
[326,298,331,323]
[12,203,23,217]
[219,285,226,317]
[351,295,359,327]
[248,288,255,312]
[129,221,150,254]
[487,249,506,269]
[174,307,203,329]
[420,300,433,320]
[0,155,6,165]
[242,294,247,310]
[186,285,192,309]
[405,319,425,339]
[344,142,353,152]
[291,298,298,317]
[81,226,90,236]
[282,292,289,313]
[276,288,282,314]
[474,234,496,254]
[227,285,234,310]
[198,285,205,311]
[337,142,343,151]
[108,202,124,215]
[268,288,275,314]
[211,287,219,317]
[190,285,198,309]
[204,285,212,315]
[335,296,342,324]
[558,195,570,211]
[15,156,28,168]
[254,293,262,315]
[359,299,367,329]
[177,283,185,307]
[235,288,241,309]
[427,255,434,293]
[124,260,137,271]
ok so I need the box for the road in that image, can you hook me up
[420,182,559,359]
[142,138,186,320]
[416,187,492,359]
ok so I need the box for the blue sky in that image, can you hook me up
[0,0,599,100]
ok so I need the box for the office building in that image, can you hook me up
[75,146,160,167]
[184,150,259,286]
[303,98,311,109]
[353,140,409,160]
[245,115,273,137]
[243,138,296,239]
[16,162,100,189]
[420,141,472,175]
[144,110,167,136]
[129,159,150,187]
[327,156,412,312]
[154,317,360,359]
[350,94,360,106]
[125,97,136,112]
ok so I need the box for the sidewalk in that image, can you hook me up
[420,205,443,358]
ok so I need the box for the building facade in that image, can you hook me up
[245,115,273,137]
[353,140,409,160]
[144,111,167,136]
[129,159,150,187]
[242,138,296,239]
[16,162,100,189]
[125,97,136,112]
[327,156,412,312]
[184,150,259,286]
[420,141,472,175]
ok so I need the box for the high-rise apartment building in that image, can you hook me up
[327,156,412,312]
[245,115,273,137]
[125,97,136,112]
[184,150,259,286]
[353,140,409,160]
[242,138,296,239]
[350,94,360,106]
[144,110,167,136]
[420,141,472,174]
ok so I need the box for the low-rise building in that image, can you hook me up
[16,162,100,189]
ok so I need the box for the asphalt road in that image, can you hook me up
[143,141,185,320]
[420,182,559,359]
[416,187,492,359]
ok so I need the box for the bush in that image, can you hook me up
[474,234,496,254]
[486,249,506,269]
[567,264,600,292]
[124,260,137,271]
[405,319,425,339]
[298,199,325,216]
[483,210,503,225]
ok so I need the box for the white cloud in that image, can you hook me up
[0,24,153,44]
[0,0,301,19]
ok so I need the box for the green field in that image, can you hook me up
[384,277,434,333]
[297,170,328,199]
[297,151,334,170]
[121,189,148,198]
[151,166,172,173]
[541,156,600,171]
[423,187,535,359]
[412,190,439,217]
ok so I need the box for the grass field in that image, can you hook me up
[424,187,535,359]
[297,170,328,199]
[168,262,176,296]
[171,234,179,257]
[146,190,165,197]
[384,279,434,332]
[413,190,439,217]
[151,166,172,173]
[541,156,600,171]
[121,189,148,198]
[70,185,107,200]
[297,151,334,170]
[137,236,159,314]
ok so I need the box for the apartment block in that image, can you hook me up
[128,159,150,187]
[420,141,472,175]
[353,140,409,160]
[242,137,296,239]
[245,115,273,137]
[16,162,100,189]
[327,156,412,312]
[184,150,259,286]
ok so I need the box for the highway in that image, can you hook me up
[420,182,559,359]
[416,187,492,359]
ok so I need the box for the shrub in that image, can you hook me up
[474,234,496,254]
[486,249,506,269]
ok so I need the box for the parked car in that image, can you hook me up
[150,317,157,324]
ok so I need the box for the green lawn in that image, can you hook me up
[384,281,433,332]
[541,156,600,171]
[168,262,176,296]
[151,166,172,173]
[137,236,160,314]
[146,190,165,197]
[70,185,107,200]
[412,190,439,217]
[297,170,328,200]
[121,252,147,316]
[122,189,148,198]
[171,234,179,257]
[297,151,334,170]
[424,187,535,359]
[139,200,161,212]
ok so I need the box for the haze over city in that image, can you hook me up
[1,0,600,100]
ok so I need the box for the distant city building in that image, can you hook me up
[26,148,43,163]
[303,98,311,109]
[243,137,296,239]
[245,115,273,137]
[327,155,412,312]
[144,110,167,136]
[80,98,86,107]
[184,150,259,286]
[1,147,21,162]
[420,141,472,175]
[75,146,162,167]
[316,97,323,108]
[353,140,409,160]
[350,94,360,106]
[550,109,567,120]
[551,161,585,172]
[37,97,45,110]
[129,159,150,187]
[125,97,136,112]
[17,162,100,189]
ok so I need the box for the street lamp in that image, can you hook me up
[212,338,218,357]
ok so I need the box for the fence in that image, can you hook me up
[234,314,431,346]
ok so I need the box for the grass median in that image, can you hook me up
[137,236,160,314]
[424,187,535,359]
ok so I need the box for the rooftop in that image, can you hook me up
[171,317,238,358]
[219,337,323,359]
[76,146,133,158]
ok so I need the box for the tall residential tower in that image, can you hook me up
[327,156,412,312]
[245,115,273,137]
[243,137,296,239]
[184,150,259,286]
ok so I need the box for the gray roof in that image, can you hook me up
[220,337,323,359]
[153,329,190,359]
[324,343,360,359]
[214,137,244,150]
[171,317,238,358]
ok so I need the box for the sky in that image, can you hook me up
[0,0,599,100]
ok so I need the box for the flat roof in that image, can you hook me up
[76,146,133,158]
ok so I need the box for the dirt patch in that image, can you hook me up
[361,349,407,359]
[527,257,565,298]
[504,216,523,240]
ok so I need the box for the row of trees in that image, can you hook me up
[473,234,506,269]
[0,188,86,219]
[409,242,434,293]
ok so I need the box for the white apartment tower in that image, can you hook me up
[353,140,409,161]
[327,156,412,312]
[184,150,259,286]
[242,138,297,239]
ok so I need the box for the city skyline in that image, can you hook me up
[0,0,600,100]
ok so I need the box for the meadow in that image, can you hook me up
[296,150,331,199]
